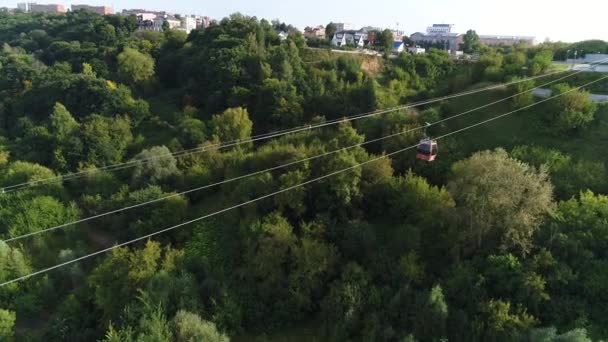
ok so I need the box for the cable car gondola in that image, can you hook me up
[416,123,438,162]
[416,137,438,161]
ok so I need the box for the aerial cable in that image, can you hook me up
[2,60,604,193]
[1,75,605,287]
[3,68,606,243]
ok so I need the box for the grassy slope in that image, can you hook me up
[441,87,608,163]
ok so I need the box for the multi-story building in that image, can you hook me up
[152,15,181,31]
[333,22,353,32]
[122,8,166,17]
[196,16,211,29]
[17,2,66,13]
[71,4,113,15]
[479,35,536,46]
[427,24,454,34]
[304,25,326,39]
[180,16,197,33]
[410,31,462,53]
[331,30,368,48]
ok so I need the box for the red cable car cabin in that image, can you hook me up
[416,138,438,161]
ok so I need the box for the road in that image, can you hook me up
[553,61,608,73]
[533,88,608,103]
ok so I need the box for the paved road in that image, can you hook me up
[533,88,608,103]
[553,61,608,73]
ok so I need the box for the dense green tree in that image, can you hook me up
[507,76,536,108]
[462,29,481,54]
[209,107,253,143]
[80,114,133,166]
[547,83,597,134]
[325,23,337,40]
[448,149,555,255]
[376,29,395,54]
[0,309,15,342]
[173,310,229,342]
[117,47,155,85]
[131,146,179,186]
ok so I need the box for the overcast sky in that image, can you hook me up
[4,0,608,42]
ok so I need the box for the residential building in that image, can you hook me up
[122,8,166,17]
[180,16,197,33]
[331,30,368,48]
[333,22,353,32]
[71,4,113,15]
[361,26,382,32]
[392,29,405,41]
[152,15,181,31]
[479,35,535,46]
[393,41,405,53]
[196,16,211,29]
[408,46,426,55]
[135,12,157,22]
[427,24,454,34]
[304,25,326,39]
[17,2,66,13]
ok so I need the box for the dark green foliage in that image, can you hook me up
[2,10,608,342]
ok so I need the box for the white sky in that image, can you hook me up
[3,0,607,42]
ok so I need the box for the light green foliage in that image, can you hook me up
[117,47,155,85]
[80,114,133,166]
[0,195,79,238]
[173,310,229,342]
[209,107,253,143]
[49,102,78,140]
[507,76,536,108]
[0,309,15,341]
[475,299,536,340]
[448,149,555,254]
[89,241,182,320]
[0,161,56,189]
[0,242,31,302]
[388,171,455,225]
[529,50,553,75]
[525,327,592,342]
[131,146,179,186]
[548,83,597,134]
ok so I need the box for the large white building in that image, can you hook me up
[180,16,197,33]
[331,30,368,48]
[427,24,454,34]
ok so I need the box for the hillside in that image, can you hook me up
[0,10,608,342]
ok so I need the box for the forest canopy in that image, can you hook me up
[0,10,607,342]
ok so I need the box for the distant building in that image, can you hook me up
[410,31,462,53]
[278,31,289,41]
[71,4,112,15]
[333,22,353,32]
[479,35,535,46]
[122,8,166,17]
[18,2,66,13]
[392,29,405,41]
[408,46,426,55]
[152,15,181,31]
[331,30,368,48]
[196,16,211,29]
[427,24,454,34]
[180,16,197,33]
[393,41,405,53]
[304,25,326,39]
